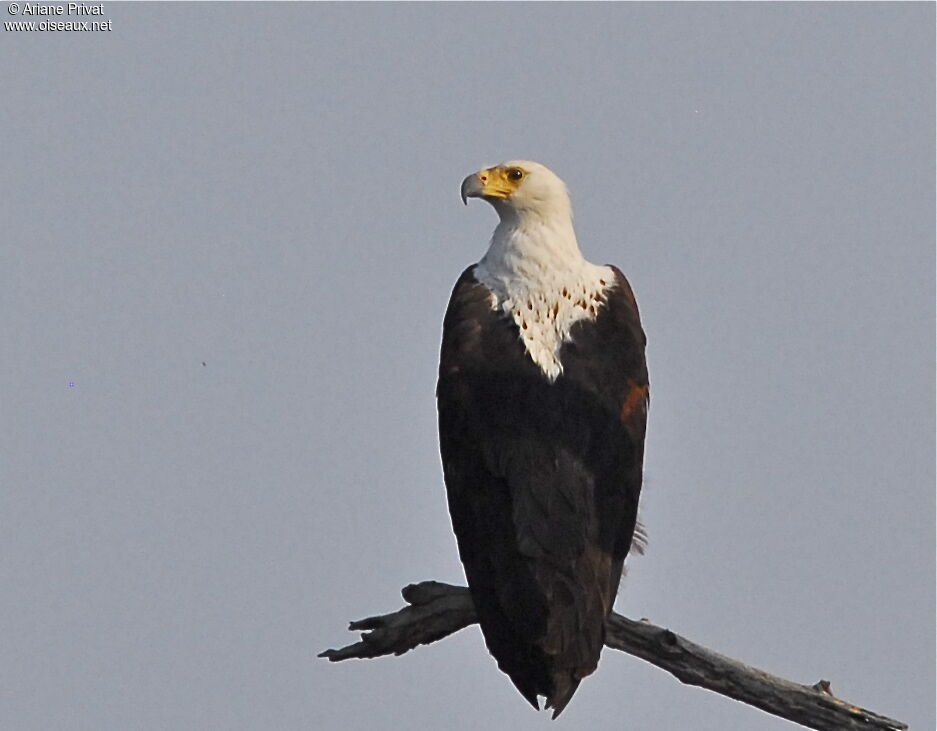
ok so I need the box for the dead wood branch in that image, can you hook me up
[320,581,906,731]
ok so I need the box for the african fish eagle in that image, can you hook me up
[437,161,649,717]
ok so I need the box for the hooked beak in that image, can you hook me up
[460,169,510,205]
[460,173,485,205]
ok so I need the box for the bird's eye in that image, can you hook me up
[507,168,524,181]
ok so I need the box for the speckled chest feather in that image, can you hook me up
[474,262,615,381]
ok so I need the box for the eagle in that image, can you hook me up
[437,161,649,717]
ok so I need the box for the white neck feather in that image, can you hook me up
[475,212,613,381]
[482,212,582,278]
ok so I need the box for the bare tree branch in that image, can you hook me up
[319,582,476,661]
[320,581,906,731]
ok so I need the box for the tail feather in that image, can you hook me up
[546,672,582,719]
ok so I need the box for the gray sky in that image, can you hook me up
[2,3,933,730]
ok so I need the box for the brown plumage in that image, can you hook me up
[438,264,647,716]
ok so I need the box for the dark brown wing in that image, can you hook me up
[437,265,648,715]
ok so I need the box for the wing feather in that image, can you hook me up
[437,264,648,712]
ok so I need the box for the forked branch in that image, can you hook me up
[320,581,906,731]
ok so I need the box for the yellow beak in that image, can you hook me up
[460,169,511,205]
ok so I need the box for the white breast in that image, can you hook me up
[475,262,614,381]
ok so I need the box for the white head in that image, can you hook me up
[458,161,612,380]
[460,160,573,227]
